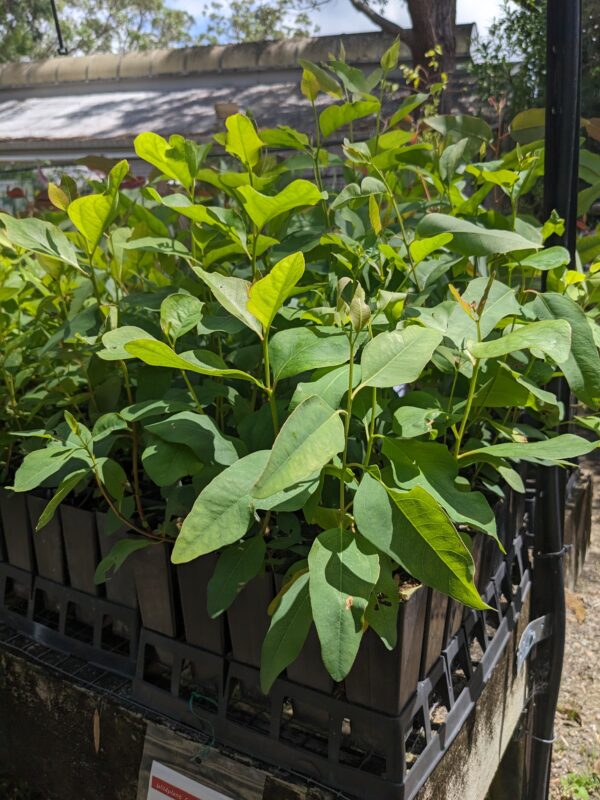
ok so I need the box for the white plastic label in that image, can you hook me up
[147,761,233,800]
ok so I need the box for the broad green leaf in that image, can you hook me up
[98,326,157,361]
[330,177,386,209]
[461,434,599,464]
[142,438,203,486]
[299,60,343,99]
[95,538,152,584]
[387,92,429,127]
[172,451,265,562]
[124,237,190,257]
[124,339,264,387]
[0,214,79,267]
[416,213,541,256]
[354,475,488,609]
[96,457,128,500]
[12,445,90,492]
[470,320,572,364]
[382,439,498,537]
[68,193,115,252]
[224,113,265,168]
[425,114,493,143]
[238,180,324,230]
[308,528,379,681]
[207,535,266,617]
[270,327,352,382]
[247,252,305,333]
[36,469,90,531]
[360,327,442,388]
[252,396,345,499]
[134,132,193,192]
[319,100,379,138]
[145,411,239,466]
[192,266,262,338]
[532,293,600,406]
[260,572,312,692]
[409,233,454,265]
[519,246,571,271]
[509,108,545,144]
[160,293,203,340]
[290,364,360,411]
[392,405,445,438]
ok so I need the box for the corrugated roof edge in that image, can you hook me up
[0,26,475,89]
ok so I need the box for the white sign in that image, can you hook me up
[147,761,233,800]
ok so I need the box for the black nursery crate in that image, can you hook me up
[131,532,531,800]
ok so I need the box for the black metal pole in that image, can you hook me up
[49,0,69,55]
[527,1,582,798]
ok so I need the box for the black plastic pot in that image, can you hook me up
[227,571,274,668]
[95,512,138,610]
[26,495,66,585]
[0,490,34,572]
[420,590,449,679]
[177,555,224,652]
[60,505,100,595]
[133,541,177,638]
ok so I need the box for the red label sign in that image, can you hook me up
[151,776,201,800]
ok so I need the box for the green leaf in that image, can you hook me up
[330,177,386,209]
[270,327,352,382]
[160,293,204,340]
[124,339,264,386]
[0,214,79,267]
[290,364,360,412]
[98,326,157,361]
[252,396,345,499]
[360,327,442,388]
[409,233,454,265]
[509,108,545,144]
[380,38,401,72]
[425,114,493,143]
[416,214,541,256]
[36,469,90,531]
[124,237,190,257]
[142,438,203,486]
[247,252,305,333]
[96,457,128,500]
[365,556,399,650]
[145,411,239,466]
[238,180,324,230]
[382,439,497,537]
[134,132,193,192]
[12,445,90,492]
[387,93,429,127]
[532,293,600,406]
[470,320,572,364]
[461,434,599,464]
[299,60,343,99]
[224,113,265,168]
[68,193,115,252]
[172,451,266,562]
[95,538,152,584]
[319,100,379,138]
[260,572,312,692]
[354,475,488,609]
[206,537,266,618]
[519,246,571,271]
[308,528,379,681]
[192,266,262,338]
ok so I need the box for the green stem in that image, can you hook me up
[339,334,356,521]
[364,386,378,466]
[181,370,204,414]
[453,358,480,458]
[263,336,279,435]
[120,361,149,529]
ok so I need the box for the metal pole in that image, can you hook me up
[49,0,69,55]
[527,1,582,798]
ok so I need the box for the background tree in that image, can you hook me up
[199,0,459,75]
[0,0,195,62]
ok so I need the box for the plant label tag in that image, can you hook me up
[147,761,233,800]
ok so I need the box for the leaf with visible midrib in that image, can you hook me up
[469,320,572,364]
[354,475,488,610]
[270,327,352,383]
[207,535,266,618]
[460,434,599,464]
[252,396,345,499]
[238,180,324,230]
[308,528,380,681]
[260,572,312,692]
[416,213,541,256]
[247,252,305,333]
[192,266,262,338]
[360,327,442,388]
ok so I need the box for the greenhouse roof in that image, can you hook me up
[0,26,476,166]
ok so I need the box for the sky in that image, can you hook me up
[167,0,506,39]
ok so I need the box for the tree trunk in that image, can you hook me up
[405,0,457,74]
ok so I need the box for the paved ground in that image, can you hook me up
[550,459,600,800]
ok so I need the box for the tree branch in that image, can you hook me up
[348,0,413,46]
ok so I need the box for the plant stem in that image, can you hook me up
[119,361,149,530]
[339,334,356,521]
[453,358,480,458]
[180,370,204,413]
[262,336,279,435]
[364,386,378,466]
